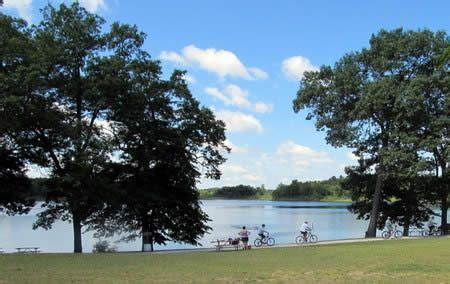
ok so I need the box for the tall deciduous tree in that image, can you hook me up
[1,4,146,252]
[294,28,449,237]
[390,30,449,234]
[90,58,228,251]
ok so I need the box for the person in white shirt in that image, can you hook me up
[300,221,311,242]
[385,218,394,233]
[384,217,396,239]
[258,224,268,240]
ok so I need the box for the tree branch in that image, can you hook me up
[81,108,100,152]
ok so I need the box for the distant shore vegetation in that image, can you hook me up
[198,176,350,201]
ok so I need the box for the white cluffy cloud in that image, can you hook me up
[220,164,263,184]
[78,0,107,12]
[205,84,273,113]
[3,0,107,23]
[160,51,186,65]
[276,141,334,170]
[214,110,263,133]
[182,73,196,83]
[160,45,268,80]
[282,55,318,81]
[4,0,33,22]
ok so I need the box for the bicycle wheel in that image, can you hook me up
[267,237,275,246]
[381,231,389,239]
[295,236,304,244]
[309,234,318,243]
[254,238,262,247]
[432,229,441,236]
[394,230,402,239]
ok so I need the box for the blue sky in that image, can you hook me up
[3,0,450,188]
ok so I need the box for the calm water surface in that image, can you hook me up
[1,200,443,253]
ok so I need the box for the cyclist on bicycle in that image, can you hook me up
[385,217,394,238]
[300,221,311,242]
[258,224,268,240]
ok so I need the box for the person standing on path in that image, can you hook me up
[239,226,250,250]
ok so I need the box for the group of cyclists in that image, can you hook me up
[235,216,440,249]
[237,221,314,249]
[384,216,440,239]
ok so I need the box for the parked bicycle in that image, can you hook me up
[254,233,275,247]
[295,230,318,244]
[382,225,402,239]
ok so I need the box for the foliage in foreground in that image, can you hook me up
[92,239,117,253]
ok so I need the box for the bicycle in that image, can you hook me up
[382,226,402,239]
[422,226,441,237]
[253,233,275,247]
[295,230,318,244]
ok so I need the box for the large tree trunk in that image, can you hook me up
[142,215,148,252]
[403,219,410,237]
[73,213,83,253]
[441,184,448,235]
[440,165,448,235]
[142,214,155,252]
[403,185,412,237]
[148,213,154,252]
[366,173,383,238]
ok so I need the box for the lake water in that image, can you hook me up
[0,200,446,253]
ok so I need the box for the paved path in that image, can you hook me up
[150,236,423,254]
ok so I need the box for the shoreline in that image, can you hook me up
[200,198,352,202]
[0,236,444,255]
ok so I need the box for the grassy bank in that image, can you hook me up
[1,238,449,283]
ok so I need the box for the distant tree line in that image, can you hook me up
[272,176,348,200]
[198,178,349,201]
[199,185,267,199]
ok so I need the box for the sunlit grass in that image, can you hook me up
[0,237,449,283]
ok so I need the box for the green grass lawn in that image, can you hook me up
[1,237,449,283]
